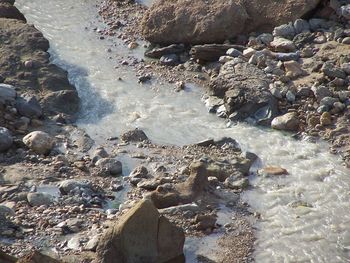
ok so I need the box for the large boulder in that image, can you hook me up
[209,61,277,125]
[142,0,321,45]
[22,131,54,154]
[96,199,185,263]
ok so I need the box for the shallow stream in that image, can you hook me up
[15,0,350,262]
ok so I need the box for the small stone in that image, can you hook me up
[258,166,288,176]
[95,158,123,176]
[284,61,304,79]
[160,54,179,66]
[286,90,296,102]
[128,41,139,49]
[226,48,243,57]
[27,192,52,206]
[342,37,350,45]
[333,101,345,112]
[24,60,33,69]
[0,84,16,103]
[273,22,296,39]
[322,62,346,79]
[320,112,332,126]
[320,96,338,108]
[225,176,249,190]
[257,33,273,45]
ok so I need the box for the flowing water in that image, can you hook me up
[15,0,350,262]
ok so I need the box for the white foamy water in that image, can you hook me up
[15,0,350,262]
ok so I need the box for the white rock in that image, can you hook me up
[23,131,54,154]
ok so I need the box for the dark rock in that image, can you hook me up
[15,96,42,118]
[42,90,80,115]
[120,128,149,142]
[0,3,26,21]
[145,44,185,59]
[0,127,13,152]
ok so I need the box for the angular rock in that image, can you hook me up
[95,158,122,176]
[42,90,80,115]
[0,2,26,21]
[121,128,148,142]
[209,61,277,125]
[96,199,185,263]
[15,96,42,118]
[149,161,209,209]
[58,179,92,195]
[23,131,54,154]
[0,127,13,152]
[142,0,321,45]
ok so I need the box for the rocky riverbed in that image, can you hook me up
[2,0,350,262]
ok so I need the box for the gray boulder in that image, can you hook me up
[95,158,122,176]
[0,84,16,103]
[0,127,13,152]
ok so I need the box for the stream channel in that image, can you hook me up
[15,0,350,262]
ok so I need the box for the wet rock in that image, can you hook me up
[23,131,54,154]
[95,158,122,176]
[92,147,109,163]
[42,90,80,115]
[58,179,92,195]
[142,0,321,45]
[258,166,288,176]
[96,199,185,263]
[120,128,148,142]
[209,61,277,125]
[15,96,42,118]
[27,192,52,206]
[271,112,300,131]
[0,127,13,152]
[320,96,338,108]
[225,176,249,190]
